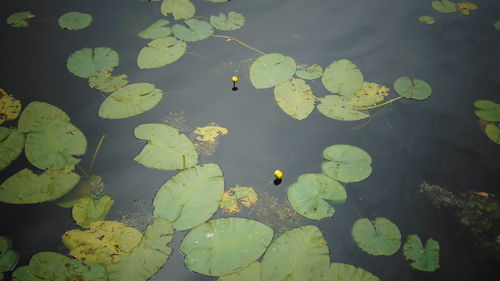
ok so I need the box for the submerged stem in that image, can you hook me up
[353,96,403,111]
[89,134,107,173]
[211,35,266,55]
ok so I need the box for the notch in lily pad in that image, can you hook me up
[393,76,432,100]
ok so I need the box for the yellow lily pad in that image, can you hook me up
[457,2,478,15]
[348,82,390,107]
[220,185,258,214]
[194,126,228,142]
[0,89,21,124]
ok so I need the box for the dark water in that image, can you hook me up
[1,0,500,280]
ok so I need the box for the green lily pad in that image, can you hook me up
[352,217,401,256]
[287,173,346,220]
[153,163,223,230]
[393,76,432,100]
[11,252,107,281]
[138,19,172,39]
[18,101,69,133]
[403,234,440,272]
[261,225,330,281]
[88,70,129,93]
[161,0,195,20]
[473,100,500,122]
[24,118,87,171]
[274,79,316,120]
[67,47,119,78]
[7,11,34,28]
[432,0,457,13]
[317,95,370,121]
[54,175,104,208]
[217,262,261,281]
[0,128,24,171]
[98,83,163,119]
[494,20,500,31]
[137,37,186,69]
[181,218,274,276]
[209,12,245,31]
[0,237,10,256]
[134,123,198,170]
[72,195,114,228]
[322,59,364,97]
[0,249,18,273]
[313,263,380,281]
[58,12,92,30]
[419,16,435,24]
[172,19,214,42]
[295,64,323,80]
[250,53,296,89]
[322,144,372,183]
[0,168,80,204]
[485,124,500,144]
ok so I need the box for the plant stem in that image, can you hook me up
[211,35,266,55]
[353,96,403,111]
[89,134,107,173]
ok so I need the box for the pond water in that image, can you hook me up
[1,0,499,280]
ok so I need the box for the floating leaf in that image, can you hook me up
[432,0,458,13]
[352,217,401,256]
[261,225,330,281]
[457,2,478,15]
[6,11,34,28]
[181,217,273,276]
[322,59,364,97]
[194,126,228,142]
[0,89,22,124]
[138,19,172,39]
[0,237,9,256]
[393,76,432,100]
[220,185,258,214]
[418,16,436,24]
[287,174,346,220]
[322,144,372,183]
[137,37,186,69]
[0,236,18,275]
[317,95,370,121]
[485,124,500,144]
[217,262,260,281]
[495,20,500,31]
[153,163,223,230]
[250,53,296,89]
[88,70,129,93]
[58,12,92,30]
[0,128,24,171]
[54,175,104,208]
[209,12,245,31]
[295,64,323,80]
[473,100,500,122]
[172,19,214,42]
[347,82,390,107]
[98,83,163,119]
[18,102,69,133]
[313,263,380,281]
[274,79,316,120]
[67,47,119,78]
[62,221,143,265]
[72,195,114,228]
[161,0,195,20]
[0,169,80,204]
[134,123,198,170]
[403,234,440,272]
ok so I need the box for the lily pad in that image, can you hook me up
[138,19,172,39]
[172,19,214,42]
[153,163,223,230]
[7,11,34,28]
[67,47,119,78]
[72,195,114,228]
[274,79,316,120]
[0,89,22,124]
[98,83,163,119]
[0,237,9,256]
[287,173,346,220]
[261,225,330,281]
[317,95,370,121]
[0,128,24,171]
[54,175,104,208]
[58,12,92,30]
[0,168,80,204]
[62,221,143,265]
[322,59,364,97]
[485,124,500,144]
[0,249,18,273]
[220,185,258,214]
[295,64,323,80]
[193,126,228,142]
[161,0,195,20]
[432,0,458,13]
[403,234,440,272]
[313,263,380,281]
[458,2,478,15]
[352,217,401,256]
[473,100,500,122]
[134,123,198,170]
[137,37,186,69]
[209,12,245,31]
[419,16,436,24]
[348,82,390,107]
[393,77,432,100]
[322,144,373,183]
[250,53,296,89]
[216,262,261,281]
[494,20,500,31]
[18,102,69,133]
[181,217,274,276]
[88,70,129,93]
